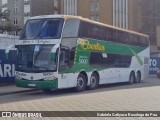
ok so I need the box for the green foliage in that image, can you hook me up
[0,24,21,33]
[0,8,21,33]
[0,9,10,21]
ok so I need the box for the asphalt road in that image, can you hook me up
[0,76,160,120]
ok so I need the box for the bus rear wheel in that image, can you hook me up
[88,73,99,90]
[135,71,141,83]
[129,72,135,84]
[75,73,87,92]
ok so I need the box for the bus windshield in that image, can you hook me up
[16,45,57,72]
[20,18,64,40]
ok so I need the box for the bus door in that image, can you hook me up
[58,47,70,88]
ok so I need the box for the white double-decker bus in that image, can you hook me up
[6,15,150,92]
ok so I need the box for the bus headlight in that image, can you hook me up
[44,76,57,81]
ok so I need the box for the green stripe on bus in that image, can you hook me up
[129,48,143,65]
[77,38,145,55]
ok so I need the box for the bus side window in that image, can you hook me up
[69,47,76,67]
[59,48,70,70]
[59,51,66,66]
[62,19,80,38]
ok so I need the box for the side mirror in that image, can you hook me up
[51,44,60,60]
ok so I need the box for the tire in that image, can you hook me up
[75,73,87,92]
[135,71,141,83]
[42,89,52,93]
[129,72,135,84]
[88,73,99,90]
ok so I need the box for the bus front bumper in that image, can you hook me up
[15,79,58,89]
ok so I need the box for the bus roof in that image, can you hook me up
[28,15,148,37]
[28,14,67,19]
[64,16,148,37]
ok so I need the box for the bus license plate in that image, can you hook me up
[28,83,36,87]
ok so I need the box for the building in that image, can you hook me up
[61,0,160,52]
[1,0,160,52]
[141,0,160,52]
[113,0,128,29]
[128,0,160,52]
[0,0,61,35]
[62,0,77,16]
[61,0,146,31]
[61,0,128,29]
[77,0,113,26]
[156,26,160,50]
[24,0,61,23]
[1,0,24,35]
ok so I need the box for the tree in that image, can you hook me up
[0,8,21,34]
[0,9,10,21]
[0,6,11,33]
[0,24,21,33]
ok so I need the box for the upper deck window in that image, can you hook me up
[62,19,80,38]
[20,18,64,40]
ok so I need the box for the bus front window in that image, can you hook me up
[16,45,57,72]
[20,18,64,40]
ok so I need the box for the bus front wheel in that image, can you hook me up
[75,73,87,92]
[88,73,99,90]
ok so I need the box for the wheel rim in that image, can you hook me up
[90,76,97,88]
[77,77,84,89]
